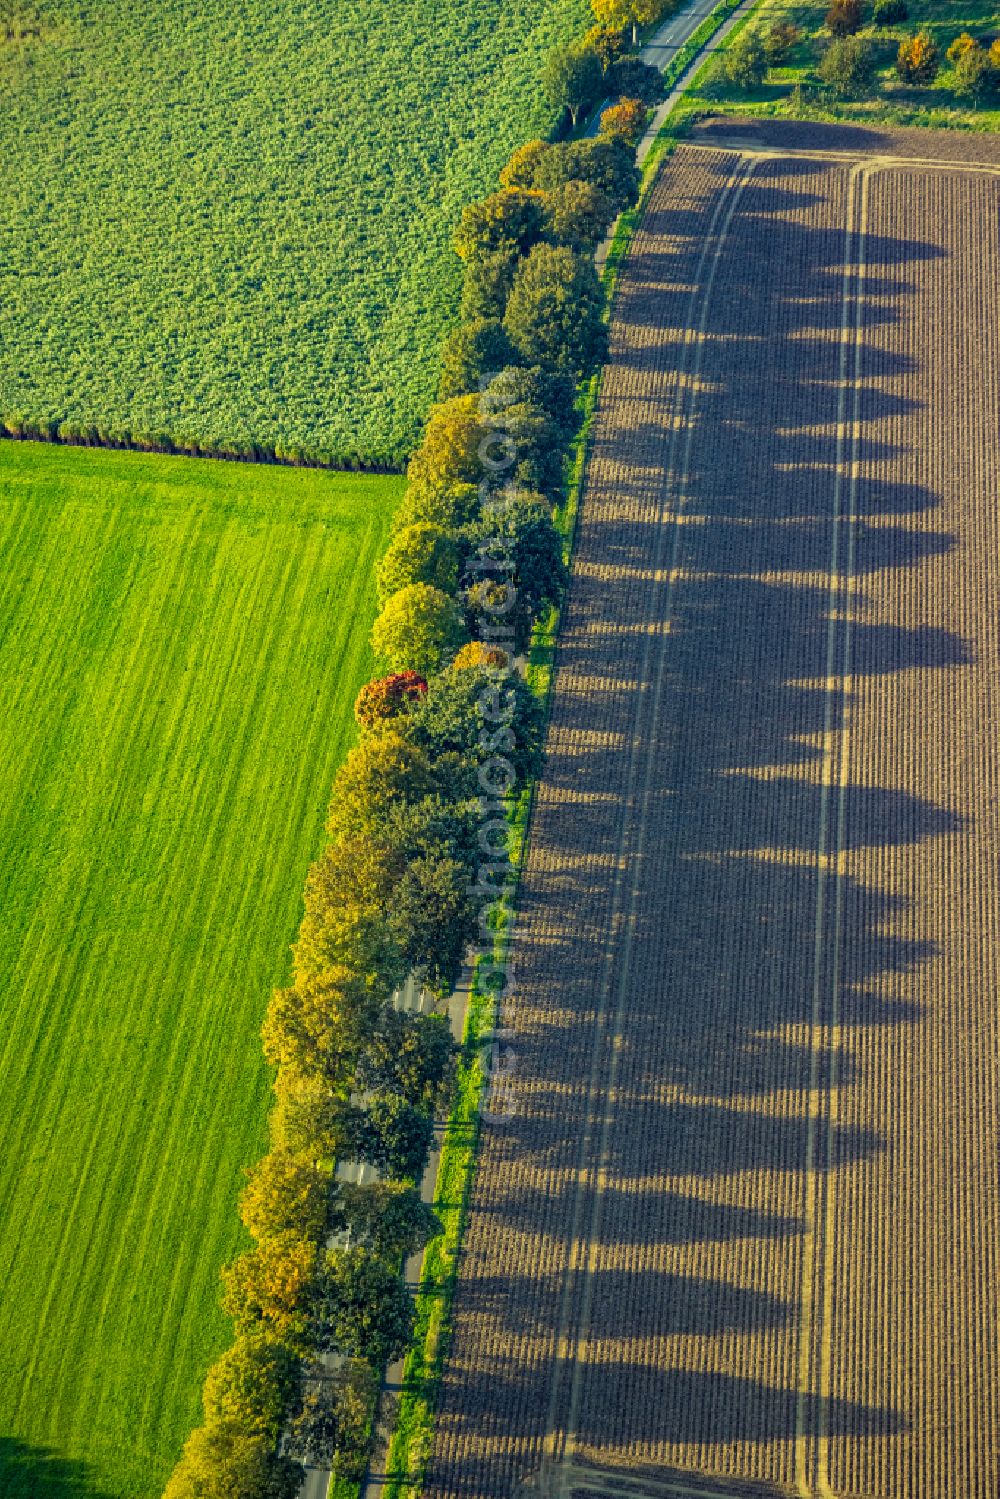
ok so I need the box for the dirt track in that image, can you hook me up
[425,123,1000,1499]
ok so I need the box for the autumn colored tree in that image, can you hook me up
[327,730,436,842]
[451,640,510,670]
[599,96,648,146]
[354,669,428,730]
[262,968,381,1083]
[499,138,551,189]
[201,1335,301,1441]
[504,243,608,379]
[313,1247,415,1367]
[897,30,939,82]
[541,40,604,127]
[946,31,977,65]
[437,317,519,400]
[221,1233,319,1348]
[826,0,863,36]
[270,1068,353,1158]
[371,582,470,677]
[582,21,626,69]
[407,394,485,489]
[454,188,548,261]
[396,479,481,532]
[163,1418,302,1499]
[376,523,460,606]
[239,1150,332,1244]
[591,0,664,48]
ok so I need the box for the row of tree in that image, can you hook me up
[163,6,654,1494]
[721,0,1000,103]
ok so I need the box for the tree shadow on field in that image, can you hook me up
[0,1439,113,1499]
[428,143,963,1495]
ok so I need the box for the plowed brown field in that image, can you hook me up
[425,122,1000,1499]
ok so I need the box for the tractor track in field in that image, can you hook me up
[426,122,1000,1499]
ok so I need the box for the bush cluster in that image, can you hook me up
[164,2,650,1490]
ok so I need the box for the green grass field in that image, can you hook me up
[0,0,586,467]
[0,442,401,1499]
[680,0,1000,129]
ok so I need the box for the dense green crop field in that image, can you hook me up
[0,442,400,1499]
[0,0,587,467]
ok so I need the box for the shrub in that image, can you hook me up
[826,0,864,36]
[542,40,604,127]
[820,35,878,95]
[454,189,548,262]
[504,243,608,380]
[239,1151,332,1244]
[896,30,939,82]
[599,96,648,145]
[722,31,769,89]
[437,317,518,400]
[376,523,460,606]
[764,21,803,62]
[872,0,907,23]
[371,583,470,676]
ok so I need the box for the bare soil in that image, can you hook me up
[425,121,1000,1499]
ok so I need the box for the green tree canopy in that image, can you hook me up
[163,1418,302,1499]
[239,1150,332,1244]
[438,317,520,401]
[504,243,608,379]
[541,41,604,127]
[371,583,470,677]
[313,1248,415,1367]
[336,1181,442,1262]
[454,188,548,262]
[202,1336,301,1443]
[376,524,460,607]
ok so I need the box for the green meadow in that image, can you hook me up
[0,443,401,1498]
